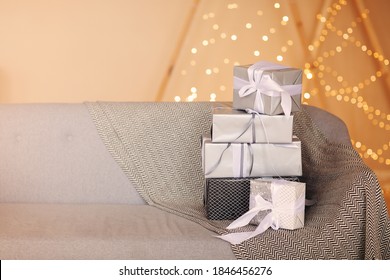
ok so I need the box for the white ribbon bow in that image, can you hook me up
[234,61,301,116]
[216,181,305,245]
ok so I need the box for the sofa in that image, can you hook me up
[0,102,389,260]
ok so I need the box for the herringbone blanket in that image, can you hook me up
[86,102,390,259]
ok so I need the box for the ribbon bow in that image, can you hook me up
[234,61,301,116]
[217,181,305,245]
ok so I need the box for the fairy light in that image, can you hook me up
[174,1,390,170]
[227,3,238,9]
[303,1,390,167]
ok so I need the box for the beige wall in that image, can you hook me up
[0,0,193,103]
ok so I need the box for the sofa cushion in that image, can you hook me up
[0,203,235,259]
[0,104,145,205]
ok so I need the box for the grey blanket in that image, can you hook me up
[86,101,390,259]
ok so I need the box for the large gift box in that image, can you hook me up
[233,61,302,116]
[211,107,293,143]
[202,135,302,178]
[217,178,306,244]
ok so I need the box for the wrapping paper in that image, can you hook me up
[204,177,252,220]
[211,107,293,143]
[249,178,305,229]
[202,135,302,178]
[233,61,302,115]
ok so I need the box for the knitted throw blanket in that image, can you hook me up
[86,102,390,259]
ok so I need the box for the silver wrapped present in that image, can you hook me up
[202,135,302,178]
[217,178,305,244]
[211,107,293,143]
[233,61,302,116]
[249,178,305,229]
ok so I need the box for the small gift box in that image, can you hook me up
[211,107,293,143]
[249,178,305,228]
[202,135,302,178]
[217,178,306,244]
[233,61,302,116]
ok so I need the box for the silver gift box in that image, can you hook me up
[233,62,302,115]
[211,107,293,143]
[202,135,302,178]
[249,178,305,230]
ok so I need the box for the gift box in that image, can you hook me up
[233,61,302,116]
[204,177,301,220]
[211,107,293,143]
[204,177,252,220]
[217,178,306,244]
[202,135,302,178]
[249,178,305,229]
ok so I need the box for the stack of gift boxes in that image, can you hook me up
[201,61,306,242]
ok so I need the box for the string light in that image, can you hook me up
[304,1,390,167]
[174,1,389,167]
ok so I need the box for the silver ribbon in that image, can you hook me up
[212,107,268,144]
[205,142,254,178]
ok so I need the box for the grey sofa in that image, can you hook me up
[0,102,386,259]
